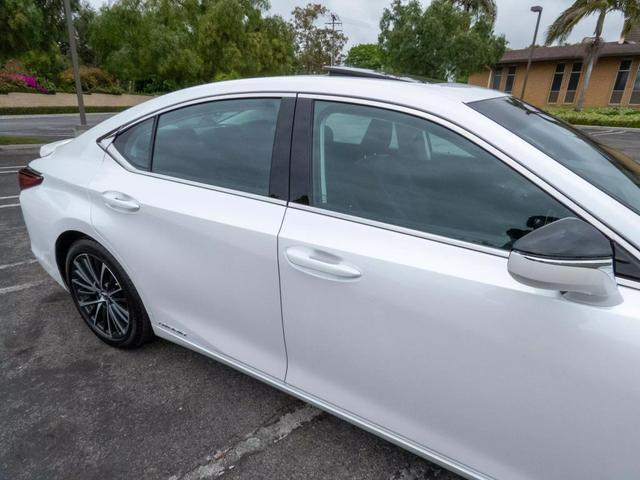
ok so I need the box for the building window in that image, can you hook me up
[504,66,517,93]
[548,63,566,103]
[563,62,582,103]
[611,60,632,104]
[630,63,640,104]
[491,67,503,90]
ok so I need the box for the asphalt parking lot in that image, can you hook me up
[1,126,638,480]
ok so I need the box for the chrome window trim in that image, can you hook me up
[105,143,286,207]
[520,254,613,268]
[288,203,509,258]
[618,277,640,290]
[296,93,640,286]
[101,92,294,206]
[97,91,297,144]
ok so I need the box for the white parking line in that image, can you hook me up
[0,171,18,175]
[0,280,47,295]
[0,195,18,200]
[0,165,25,170]
[0,259,37,270]
[589,129,626,137]
[0,203,20,209]
[174,404,322,480]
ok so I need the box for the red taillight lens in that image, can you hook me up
[18,167,43,191]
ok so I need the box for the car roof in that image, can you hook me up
[88,75,506,140]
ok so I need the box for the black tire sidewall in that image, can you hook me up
[65,239,152,349]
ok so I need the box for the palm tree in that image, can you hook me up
[546,0,640,112]
[451,0,497,24]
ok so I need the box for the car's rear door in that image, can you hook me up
[89,94,294,380]
[277,95,640,479]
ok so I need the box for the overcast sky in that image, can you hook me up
[87,0,627,50]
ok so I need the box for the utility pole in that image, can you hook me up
[325,13,342,66]
[520,5,543,100]
[63,0,87,130]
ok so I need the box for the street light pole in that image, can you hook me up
[63,0,87,129]
[520,5,543,100]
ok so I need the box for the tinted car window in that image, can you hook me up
[152,98,281,196]
[311,101,573,250]
[113,117,154,170]
[470,96,640,215]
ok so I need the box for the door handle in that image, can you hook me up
[285,246,361,280]
[102,191,140,213]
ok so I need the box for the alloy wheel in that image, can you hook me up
[70,253,130,340]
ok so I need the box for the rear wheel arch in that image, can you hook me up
[55,230,95,286]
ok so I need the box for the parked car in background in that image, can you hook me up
[19,73,640,480]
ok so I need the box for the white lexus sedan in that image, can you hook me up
[19,73,640,480]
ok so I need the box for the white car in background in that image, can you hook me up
[18,71,640,480]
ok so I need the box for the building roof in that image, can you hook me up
[498,41,640,65]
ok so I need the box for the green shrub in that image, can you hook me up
[547,107,640,128]
[20,50,67,83]
[58,66,118,93]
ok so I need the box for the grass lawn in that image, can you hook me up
[548,107,640,128]
[0,136,50,145]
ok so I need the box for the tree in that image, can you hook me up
[546,0,640,111]
[449,0,497,24]
[89,0,295,91]
[379,0,505,81]
[291,3,348,74]
[0,0,97,81]
[345,44,382,70]
[0,0,45,61]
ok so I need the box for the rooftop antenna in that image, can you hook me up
[325,13,343,66]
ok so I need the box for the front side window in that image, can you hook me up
[611,60,632,104]
[310,101,573,250]
[548,63,566,103]
[113,117,154,170]
[152,98,281,195]
[504,66,517,94]
[470,96,640,215]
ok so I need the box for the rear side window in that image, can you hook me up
[152,98,281,196]
[113,117,154,170]
[310,101,573,250]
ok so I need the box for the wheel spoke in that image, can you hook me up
[110,301,129,324]
[108,303,126,334]
[72,277,98,293]
[73,259,95,288]
[99,262,108,289]
[79,298,106,308]
[104,304,112,336]
[91,302,103,326]
[107,286,122,296]
[82,256,101,286]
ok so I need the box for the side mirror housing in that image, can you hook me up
[507,218,620,305]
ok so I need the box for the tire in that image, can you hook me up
[65,238,153,349]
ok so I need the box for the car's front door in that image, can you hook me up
[278,97,640,479]
[90,95,294,380]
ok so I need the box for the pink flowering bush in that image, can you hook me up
[0,72,50,94]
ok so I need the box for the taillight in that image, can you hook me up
[18,167,43,191]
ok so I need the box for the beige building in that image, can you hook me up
[468,31,640,109]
